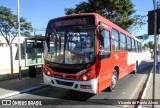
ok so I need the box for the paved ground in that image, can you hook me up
[139,72,160,108]
[0,74,48,99]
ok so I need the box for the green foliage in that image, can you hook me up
[64,0,146,31]
[143,41,154,50]
[0,6,33,46]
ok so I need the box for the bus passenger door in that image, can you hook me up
[97,27,112,93]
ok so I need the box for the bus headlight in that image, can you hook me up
[79,70,95,81]
[44,67,52,76]
[47,71,51,76]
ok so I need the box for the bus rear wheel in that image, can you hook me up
[132,61,138,74]
[108,70,117,91]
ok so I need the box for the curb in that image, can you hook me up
[136,67,153,108]
[0,84,49,99]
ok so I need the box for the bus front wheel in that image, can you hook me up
[108,70,117,91]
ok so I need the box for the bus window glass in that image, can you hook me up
[140,43,142,52]
[138,42,142,52]
[104,30,110,51]
[49,31,65,55]
[132,39,135,52]
[100,30,110,51]
[120,33,126,51]
[99,28,111,59]
[45,28,95,64]
[135,41,138,52]
[112,29,119,51]
[127,36,132,51]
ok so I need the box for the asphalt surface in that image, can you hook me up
[2,61,153,108]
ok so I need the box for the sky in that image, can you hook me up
[0,0,154,38]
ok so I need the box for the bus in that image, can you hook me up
[43,13,142,94]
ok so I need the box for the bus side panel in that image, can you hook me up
[126,52,138,74]
[97,58,113,93]
[127,64,135,74]
[110,52,128,79]
[118,52,128,77]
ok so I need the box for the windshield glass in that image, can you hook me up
[44,27,95,64]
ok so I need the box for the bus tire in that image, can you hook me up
[108,70,117,91]
[132,61,138,74]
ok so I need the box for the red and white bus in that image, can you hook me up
[43,13,142,94]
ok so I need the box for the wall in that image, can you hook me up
[142,51,152,61]
[0,47,26,75]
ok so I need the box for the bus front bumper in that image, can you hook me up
[43,73,98,94]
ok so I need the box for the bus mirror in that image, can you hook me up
[98,26,105,34]
[98,26,102,31]
[98,26,105,44]
[99,48,111,59]
[99,51,111,59]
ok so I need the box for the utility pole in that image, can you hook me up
[153,0,156,9]
[152,0,158,108]
[17,0,22,80]
[153,11,157,108]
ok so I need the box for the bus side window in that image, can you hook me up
[99,26,111,59]
[120,33,127,51]
[112,29,119,51]
[132,39,135,52]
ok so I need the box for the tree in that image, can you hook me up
[143,41,154,50]
[143,43,149,48]
[0,6,33,74]
[148,41,154,49]
[128,15,146,34]
[64,0,146,31]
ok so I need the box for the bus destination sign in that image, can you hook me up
[50,15,95,28]
[55,18,87,27]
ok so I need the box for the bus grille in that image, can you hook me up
[56,80,74,87]
[49,66,83,74]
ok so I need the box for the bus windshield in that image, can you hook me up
[44,27,95,64]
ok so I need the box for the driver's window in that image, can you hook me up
[100,29,110,51]
[99,27,111,59]
[104,30,110,51]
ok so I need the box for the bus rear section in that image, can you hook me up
[43,13,142,94]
